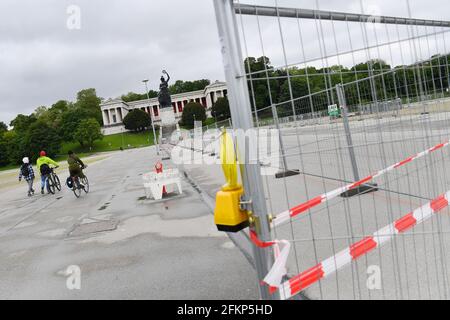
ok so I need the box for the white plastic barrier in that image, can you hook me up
[142,168,182,200]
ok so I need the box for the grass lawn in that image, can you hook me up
[60,130,156,156]
[0,164,20,172]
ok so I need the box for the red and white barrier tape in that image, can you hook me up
[250,231,291,294]
[262,191,450,300]
[272,140,450,228]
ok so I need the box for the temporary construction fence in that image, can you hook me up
[212,0,450,300]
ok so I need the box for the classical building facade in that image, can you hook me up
[100,81,227,135]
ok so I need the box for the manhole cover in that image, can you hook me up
[69,220,119,237]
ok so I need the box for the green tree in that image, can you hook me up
[33,106,48,118]
[169,79,210,95]
[23,120,62,162]
[278,77,309,103]
[181,102,206,129]
[211,97,230,121]
[0,135,8,166]
[59,107,92,142]
[74,118,103,148]
[121,90,158,102]
[31,101,71,130]
[32,105,55,128]
[75,88,103,125]
[10,114,37,133]
[244,56,282,111]
[45,100,71,129]
[51,100,70,113]
[2,130,25,164]
[123,109,151,132]
[0,121,7,134]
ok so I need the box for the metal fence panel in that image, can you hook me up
[211,0,450,300]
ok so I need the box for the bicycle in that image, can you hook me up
[49,167,61,192]
[72,165,89,198]
[44,167,60,194]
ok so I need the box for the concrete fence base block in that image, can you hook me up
[340,183,378,198]
[275,169,300,179]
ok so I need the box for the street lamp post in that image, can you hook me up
[121,126,124,150]
[142,79,159,155]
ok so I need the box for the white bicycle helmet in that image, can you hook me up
[22,157,29,164]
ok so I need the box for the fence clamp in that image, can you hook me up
[248,212,258,231]
[239,196,252,211]
[248,211,273,235]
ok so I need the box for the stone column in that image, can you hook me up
[103,110,110,125]
[107,110,110,125]
[206,93,213,108]
[117,107,123,122]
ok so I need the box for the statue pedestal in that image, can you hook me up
[159,107,176,126]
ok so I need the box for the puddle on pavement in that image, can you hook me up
[80,214,225,244]
[137,192,185,203]
[98,202,111,211]
[68,220,119,237]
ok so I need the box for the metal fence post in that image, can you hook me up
[271,104,299,179]
[213,0,277,300]
[336,84,360,181]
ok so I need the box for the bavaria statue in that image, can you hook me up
[158,70,172,108]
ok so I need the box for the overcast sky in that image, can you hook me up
[1,0,450,125]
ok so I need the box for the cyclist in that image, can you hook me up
[18,157,35,197]
[36,151,59,194]
[67,151,86,189]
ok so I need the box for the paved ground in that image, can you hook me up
[173,103,450,300]
[0,147,258,299]
[5,103,449,300]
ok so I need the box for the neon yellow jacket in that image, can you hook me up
[36,156,59,175]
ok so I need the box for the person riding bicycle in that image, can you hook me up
[36,150,59,194]
[67,151,86,189]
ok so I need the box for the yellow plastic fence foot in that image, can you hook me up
[214,186,249,233]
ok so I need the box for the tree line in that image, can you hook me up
[245,54,450,117]
[0,88,103,166]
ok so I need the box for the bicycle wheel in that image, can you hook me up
[72,178,81,198]
[72,187,81,198]
[47,176,55,194]
[53,174,61,191]
[81,176,89,193]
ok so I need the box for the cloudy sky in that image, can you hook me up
[1,0,450,125]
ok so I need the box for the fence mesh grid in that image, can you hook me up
[212,0,450,300]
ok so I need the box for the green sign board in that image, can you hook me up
[328,104,340,117]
